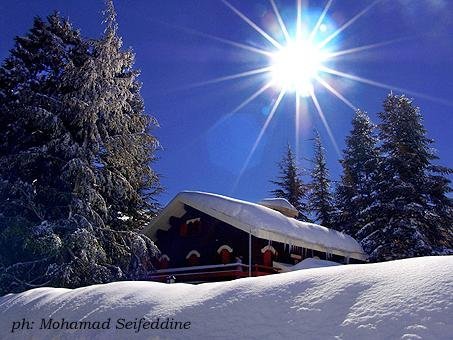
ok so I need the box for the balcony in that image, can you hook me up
[149,263,281,283]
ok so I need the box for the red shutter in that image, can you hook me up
[220,249,231,264]
[263,250,273,267]
[180,223,187,237]
[159,258,169,269]
[188,254,199,266]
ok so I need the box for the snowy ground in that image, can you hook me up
[1,256,452,340]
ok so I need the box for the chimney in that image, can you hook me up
[258,198,298,218]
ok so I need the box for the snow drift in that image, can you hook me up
[1,256,452,339]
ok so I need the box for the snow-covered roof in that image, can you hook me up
[144,191,367,261]
[258,198,298,218]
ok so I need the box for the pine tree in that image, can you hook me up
[0,13,90,293]
[104,0,161,228]
[333,110,379,237]
[270,144,310,221]
[0,2,161,294]
[358,93,453,261]
[59,0,162,281]
[308,132,334,226]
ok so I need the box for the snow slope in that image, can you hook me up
[1,256,452,340]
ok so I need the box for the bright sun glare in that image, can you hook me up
[190,0,447,190]
[270,39,327,96]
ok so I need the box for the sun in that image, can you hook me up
[270,39,327,96]
[187,0,440,190]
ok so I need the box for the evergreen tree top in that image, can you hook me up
[313,131,328,172]
[270,143,310,222]
[379,93,437,179]
[309,131,334,227]
[103,0,118,36]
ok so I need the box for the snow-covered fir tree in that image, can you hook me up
[270,144,310,221]
[0,1,161,295]
[333,110,379,238]
[357,93,453,261]
[61,1,162,231]
[0,13,88,293]
[308,132,334,227]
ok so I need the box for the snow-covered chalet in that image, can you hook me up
[143,191,367,283]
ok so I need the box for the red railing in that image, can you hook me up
[149,263,281,283]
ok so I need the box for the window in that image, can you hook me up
[185,250,200,266]
[217,245,233,264]
[159,254,170,269]
[186,218,201,235]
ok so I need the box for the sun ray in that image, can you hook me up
[180,82,274,154]
[315,75,357,110]
[177,66,272,91]
[269,0,291,43]
[150,18,273,57]
[320,66,453,107]
[233,89,286,192]
[195,32,274,57]
[230,82,273,115]
[325,37,413,59]
[318,0,382,49]
[310,90,341,156]
[309,0,333,41]
[295,93,301,163]
[242,89,286,171]
[222,0,282,49]
[205,82,273,135]
[296,0,302,39]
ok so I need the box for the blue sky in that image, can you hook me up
[1,0,452,205]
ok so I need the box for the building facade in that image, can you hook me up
[143,191,366,283]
